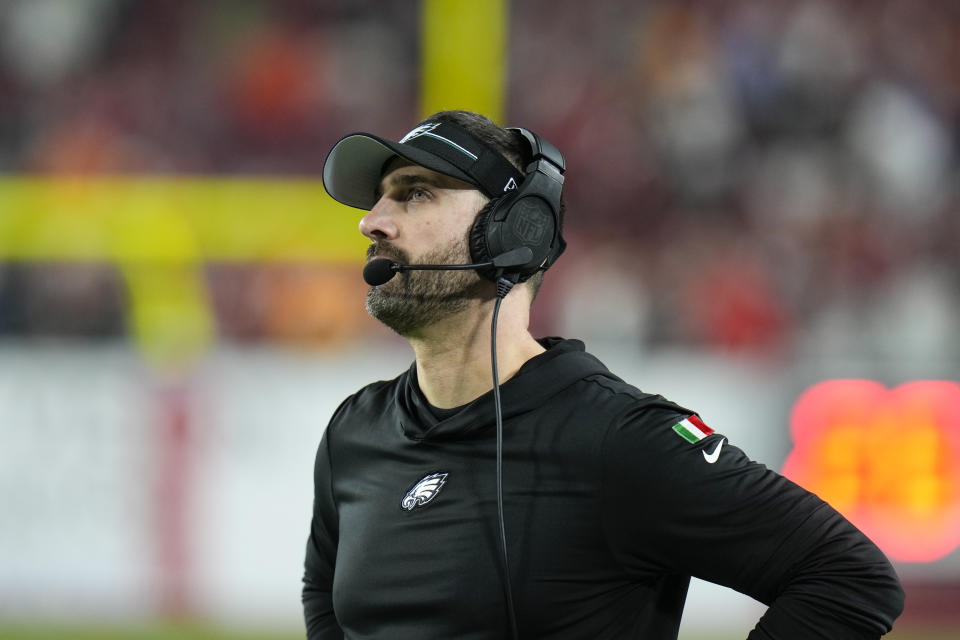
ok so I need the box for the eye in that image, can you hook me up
[407,187,431,202]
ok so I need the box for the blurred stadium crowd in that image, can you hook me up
[0,0,957,360]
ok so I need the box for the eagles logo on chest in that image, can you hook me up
[401,472,449,511]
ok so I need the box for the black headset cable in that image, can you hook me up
[492,274,520,640]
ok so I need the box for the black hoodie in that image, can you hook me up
[303,338,903,639]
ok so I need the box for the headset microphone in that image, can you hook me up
[362,247,534,286]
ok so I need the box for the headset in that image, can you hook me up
[468,127,567,285]
[350,121,567,287]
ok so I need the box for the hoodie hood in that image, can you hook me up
[396,338,618,442]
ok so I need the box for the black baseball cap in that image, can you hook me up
[322,120,525,210]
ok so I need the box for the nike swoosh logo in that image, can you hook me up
[703,438,725,464]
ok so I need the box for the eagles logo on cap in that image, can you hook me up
[399,122,441,144]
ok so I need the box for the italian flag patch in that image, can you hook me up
[672,415,713,443]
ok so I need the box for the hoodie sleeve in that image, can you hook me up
[601,406,904,639]
[302,428,344,639]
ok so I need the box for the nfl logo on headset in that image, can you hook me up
[513,199,548,245]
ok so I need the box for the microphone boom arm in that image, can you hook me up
[364,247,534,286]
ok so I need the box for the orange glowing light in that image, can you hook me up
[782,380,960,563]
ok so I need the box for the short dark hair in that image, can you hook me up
[420,110,565,299]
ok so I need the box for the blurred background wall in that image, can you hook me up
[0,1,957,638]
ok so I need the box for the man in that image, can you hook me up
[303,110,904,639]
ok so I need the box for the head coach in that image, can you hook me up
[302,110,904,639]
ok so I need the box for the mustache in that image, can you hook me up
[366,241,409,264]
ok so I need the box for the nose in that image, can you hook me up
[359,196,399,241]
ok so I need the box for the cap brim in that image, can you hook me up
[322,133,479,210]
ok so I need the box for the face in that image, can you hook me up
[359,162,490,336]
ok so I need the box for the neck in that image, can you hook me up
[408,288,545,409]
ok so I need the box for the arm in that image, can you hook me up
[602,407,904,639]
[303,429,344,640]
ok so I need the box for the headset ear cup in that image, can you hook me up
[469,198,499,281]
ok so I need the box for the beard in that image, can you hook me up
[365,235,490,336]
